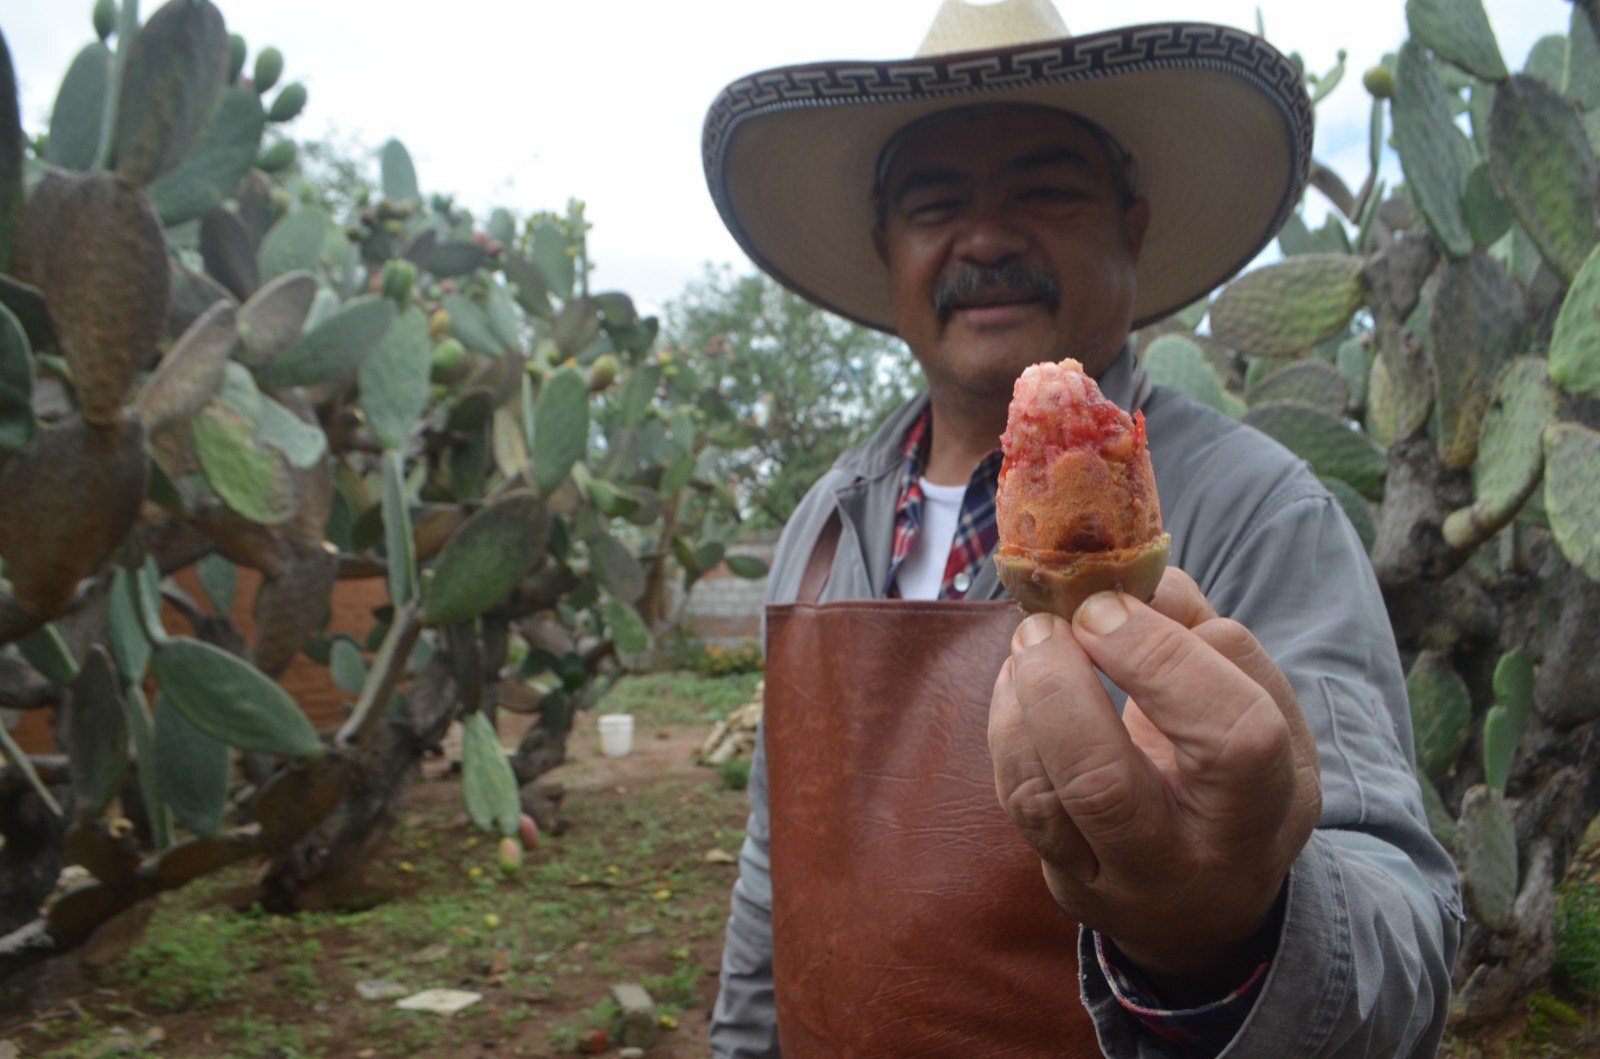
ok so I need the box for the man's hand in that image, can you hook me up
[988,568,1321,1002]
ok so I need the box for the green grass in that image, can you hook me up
[1556,875,1600,995]
[599,670,761,726]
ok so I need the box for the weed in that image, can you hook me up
[1555,876,1600,995]
[716,757,752,791]
[600,671,761,725]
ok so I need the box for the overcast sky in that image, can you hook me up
[4,0,1576,312]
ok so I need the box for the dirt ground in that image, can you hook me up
[0,716,751,1058]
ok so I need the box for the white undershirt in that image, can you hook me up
[896,477,967,600]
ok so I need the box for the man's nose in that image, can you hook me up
[952,202,1028,267]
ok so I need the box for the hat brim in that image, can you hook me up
[703,23,1313,333]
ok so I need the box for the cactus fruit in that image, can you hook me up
[267,83,306,123]
[993,358,1170,618]
[1407,651,1472,780]
[1459,784,1518,933]
[92,0,117,42]
[1487,75,1600,286]
[255,139,295,173]
[1363,65,1397,99]
[252,47,283,93]
[1209,254,1367,359]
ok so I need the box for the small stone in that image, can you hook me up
[619,1049,647,1059]
[703,848,737,865]
[410,943,452,964]
[395,988,482,1014]
[611,983,659,1048]
[0,1042,19,1059]
[357,979,408,1001]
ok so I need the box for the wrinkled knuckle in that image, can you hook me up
[1129,624,1196,682]
[1059,758,1138,835]
[1004,776,1064,832]
[1202,617,1257,657]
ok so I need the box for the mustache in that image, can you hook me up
[934,262,1061,324]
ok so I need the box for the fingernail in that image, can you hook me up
[1015,613,1055,648]
[1076,592,1129,636]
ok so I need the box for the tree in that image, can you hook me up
[663,265,921,526]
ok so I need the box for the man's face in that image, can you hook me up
[873,107,1150,404]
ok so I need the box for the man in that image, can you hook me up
[701,1,1461,1056]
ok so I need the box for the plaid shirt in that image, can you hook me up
[883,407,1003,599]
[885,404,1265,1053]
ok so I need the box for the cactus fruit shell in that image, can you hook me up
[994,358,1169,618]
[0,413,146,618]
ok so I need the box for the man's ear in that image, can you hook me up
[1123,199,1151,261]
[872,225,889,267]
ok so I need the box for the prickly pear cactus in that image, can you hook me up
[0,0,750,974]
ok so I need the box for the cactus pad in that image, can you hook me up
[111,0,229,187]
[1442,357,1558,549]
[533,367,589,496]
[137,301,238,434]
[64,646,128,816]
[1430,252,1523,468]
[0,414,147,618]
[1483,649,1534,793]
[1393,42,1476,258]
[1142,334,1242,417]
[1550,244,1600,399]
[45,42,112,172]
[1405,0,1509,81]
[236,269,316,367]
[461,711,521,838]
[257,207,329,283]
[256,294,395,390]
[1406,650,1473,780]
[359,305,431,452]
[153,692,230,838]
[1243,400,1387,499]
[1543,421,1600,580]
[1210,255,1366,360]
[421,490,551,626]
[192,398,297,525]
[1463,161,1514,247]
[151,636,322,758]
[17,170,169,426]
[148,84,267,226]
[1247,361,1351,416]
[379,138,419,203]
[1459,783,1518,932]
[0,302,35,451]
[1488,75,1600,285]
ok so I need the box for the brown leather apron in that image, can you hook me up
[764,515,1102,1057]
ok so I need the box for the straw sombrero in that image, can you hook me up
[702,0,1313,333]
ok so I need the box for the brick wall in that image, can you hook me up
[681,529,780,647]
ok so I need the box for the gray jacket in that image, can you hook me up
[711,351,1462,1058]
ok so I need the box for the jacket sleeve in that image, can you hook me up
[1080,489,1463,1058]
[710,723,782,1058]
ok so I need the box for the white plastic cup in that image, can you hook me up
[598,713,635,757]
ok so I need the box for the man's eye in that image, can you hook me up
[903,198,961,221]
[1023,186,1084,203]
